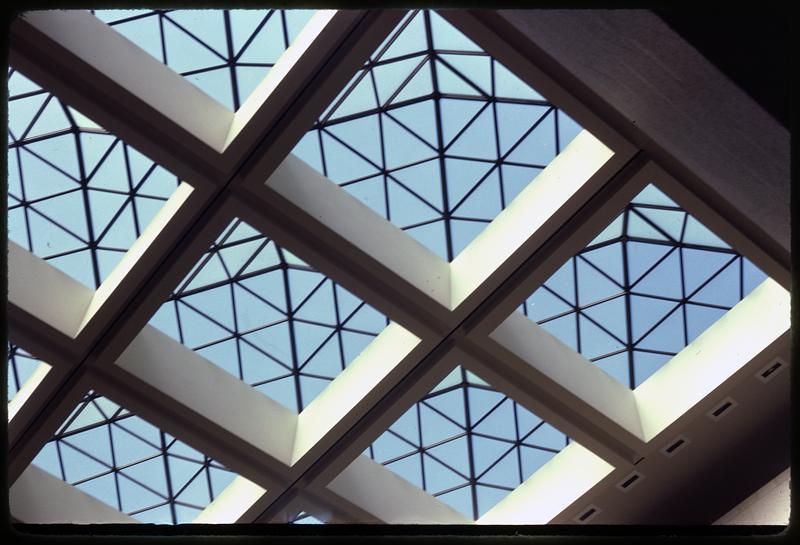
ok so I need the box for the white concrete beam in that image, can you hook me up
[234,155,453,335]
[325,455,472,524]
[634,278,791,442]
[193,476,268,524]
[8,241,94,347]
[291,323,423,466]
[477,442,614,524]
[462,313,646,467]
[9,10,232,186]
[93,325,297,486]
[450,130,631,321]
[11,465,139,524]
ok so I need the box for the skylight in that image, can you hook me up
[148,218,388,413]
[520,183,769,388]
[7,70,182,289]
[367,364,568,520]
[6,8,789,528]
[292,10,583,261]
[93,9,317,111]
[30,392,237,524]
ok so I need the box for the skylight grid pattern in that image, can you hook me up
[7,68,181,289]
[292,9,583,261]
[148,218,389,413]
[30,392,237,524]
[92,9,316,111]
[366,365,568,520]
[6,343,41,401]
[521,184,769,389]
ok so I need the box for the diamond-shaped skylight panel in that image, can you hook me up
[365,365,569,520]
[93,9,317,111]
[520,184,769,389]
[148,218,388,413]
[7,343,44,401]
[30,391,238,524]
[7,69,182,289]
[292,9,584,261]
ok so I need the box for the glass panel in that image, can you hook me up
[92,9,317,111]
[31,391,238,524]
[7,69,182,289]
[6,343,42,401]
[520,183,769,388]
[365,365,568,520]
[148,218,389,413]
[293,10,586,261]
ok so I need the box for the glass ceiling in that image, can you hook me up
[31,391,237,524]
[93,9,317,111]
[521,183,769,388]
[366,365,568,520]
[292,9,583,261]
[6,7,785,528]
[148,218,388,413]
[7,69,181,289]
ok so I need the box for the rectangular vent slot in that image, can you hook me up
[615,471,643,492]
[661,435,689,457]
[573,504,600,524]
[665,439,684,453]
[707,397,738,422]
[757,359,785,383]
[712,402,732,418]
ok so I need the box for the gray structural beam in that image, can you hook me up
[444,10,790,283]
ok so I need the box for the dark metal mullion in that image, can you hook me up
[424,10,454,261]
[628,246,679,291]
[678,211,689,348]
[622,208,636,388]
[26,196,92,245]
[469,395,508,430]
[232,10,275,61]
[230,281,245,381]
[416,402,426,491]
[381,54,430,107]
[18,92,52,142]
[12,127,75,148]
[631,302,683,350]
[160,431,178,524]
[107,422,123,512]
[577,253,625,290]
[21,141,81,182]
[512,402,523,484]
[419,399,467,431]
[496,106,555,164]
[572,256,582,354]
[280,10,290,49]
[629,206,679,244]
[683,254,740,302]
[158,13,168,64]
[435,54,491,99]
[13,146,36,252]
[122,137,143,237]
[281,260,304,413]
[321,92,434,128]
[162,14,229,62]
